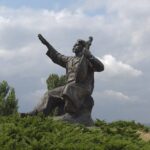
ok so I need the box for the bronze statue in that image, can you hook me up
[23,34,104,126]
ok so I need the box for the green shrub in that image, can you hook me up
[0,81,18,115]
[0,115,150,150]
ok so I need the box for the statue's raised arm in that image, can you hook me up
[38,34,49,46]
[38,34,69,68]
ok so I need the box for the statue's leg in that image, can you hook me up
[26,86,65,116]
[59,95,94,126]
[80,95,94,114]
[35,93,64,116]
[62,82,90,116]
[63,95,77,114]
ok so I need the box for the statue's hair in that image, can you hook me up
[77,39,86,47]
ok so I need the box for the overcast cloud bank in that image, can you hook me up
[0,0,150,123]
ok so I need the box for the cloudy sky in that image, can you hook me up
[0,0,150,123]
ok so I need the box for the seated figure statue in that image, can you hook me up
[24,34,104,126]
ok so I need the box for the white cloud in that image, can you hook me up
[77,0,150,65]
[98,55,142,78]
[80,0,150,17]
[0,49,14,59]
[78,0,106,12]
[32,89,46,100]
[104,90,130,101]
[40,77,47,86]
[94,90,138,103]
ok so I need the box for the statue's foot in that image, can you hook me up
[56,113,94,126]
[19,110,38,117]
[19,113,29,117]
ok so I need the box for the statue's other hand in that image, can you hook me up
[38,34,48,45]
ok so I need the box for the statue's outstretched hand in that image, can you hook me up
[38,34,48,45]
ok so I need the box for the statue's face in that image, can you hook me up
[72,40,84,54]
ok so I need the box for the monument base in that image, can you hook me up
[54,113,94,126]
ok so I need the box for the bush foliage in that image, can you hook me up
[0,81,18,115]
[46,74,66,90]
[0,115,150,150]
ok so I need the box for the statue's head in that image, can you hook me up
[72,39,86,55]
